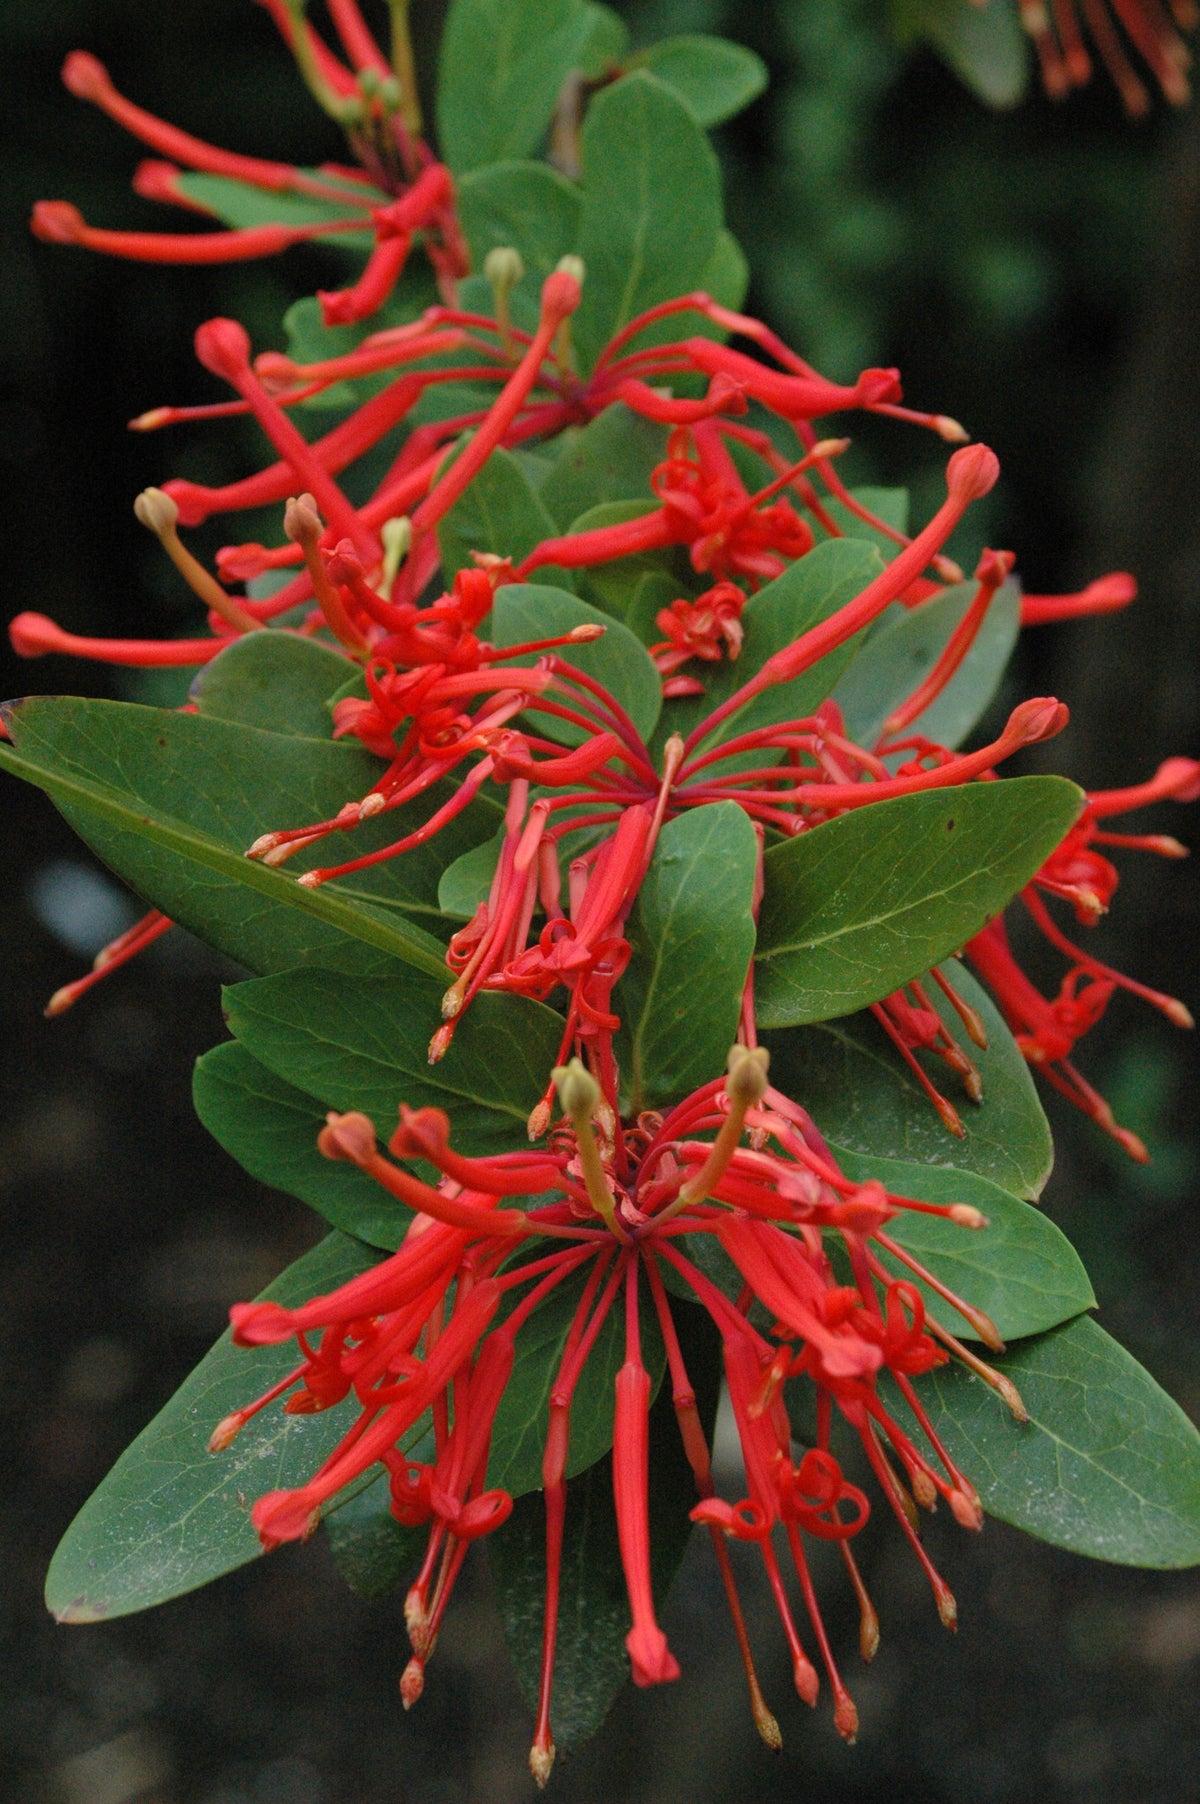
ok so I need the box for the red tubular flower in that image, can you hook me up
[34,14,464,303]
[216,1047,1015,1775]
[1018,0,1194,114]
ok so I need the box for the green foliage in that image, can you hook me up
[616,802,759,1110]
[193,1042,414,1250]
[903,1315,1200,1566]
[45,1234,384,1621]
[838,1153,1096,1340]
[489,582,664,745]
[637,35,769,125]
[222,963,563,1157]
[489,1298,720,1749]
[833,577,1022,751]
[572,71,725,370]
[436,0,598,172]
[755,777,1085,1026]
[666,538,887,757]
[766,960,1054,1199]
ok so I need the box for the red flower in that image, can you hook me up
[216,1045,1016,1778]
[31,6,467,312]
[1018,0,1195,115]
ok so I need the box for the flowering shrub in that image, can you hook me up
[7,0,1200,1787]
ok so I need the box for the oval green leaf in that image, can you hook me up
[900,1315,1200,1567]
[222,962,564,1157]
[832,577,1021,753]
[490,582,663,746]
[572,71,723,371]
[639,34,768,125]
[194,1041,413,1251]
[764,960,1053,1199]
[45,1233,383,1622]
[836,1151,1095,1341]
[615,801,759,1110]
[755,776,1085,1027]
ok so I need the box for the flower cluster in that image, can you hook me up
[218,1046,1014,1778]
[15,3,1200,1779]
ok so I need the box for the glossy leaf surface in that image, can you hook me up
[755,777,1084,1026]
[490,582,663,746]
[903,1316,1200,1567]
[437,0,595,172]
[45,1234,382,1621]
[639,35,768,125]
[833,578,1021,752]
[572,72,723,370]
[616,802,758,1109]
[0,706,455,978]
[765,961,1054,1199]
[194,1042,413,1251]
[223,963,563,1158]
[836,1151,1095,1341]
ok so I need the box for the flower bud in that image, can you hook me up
[553,1057,600,1120]
[726,1043,770,1107]
[133,486,181,537]
[946,442,1001,502]
[483,245,525,292]
[30,201,86,244]
[61,51,109,101]
[317,1110,378,1166]
[194,316,252,381]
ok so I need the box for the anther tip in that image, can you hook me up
[529,1740,555,1789]
[400,1659,425,1710]
[133,486,180,537]
[754,1706,783,1751]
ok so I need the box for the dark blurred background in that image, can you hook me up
[2,3,1199,1800]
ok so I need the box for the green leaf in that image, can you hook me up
[540,411,667,530]
[174,170,382,247]
[323,1470,428,1601]
[755,776,1085,1026]
[835,1152,1094,1340]
[488,1264,664,1498]
[437,828,507,921]
[665,538,887,760]
[489,583,663,747]
[489,1298,720,1750]
[192,631,350,738]
[639,35,768,126]
[194,1042,414,1251]
[457,160,583,287]
[437,443,571,585]
[579,3,630,76]
[816,486,912,565]
[899,1315,1200,1567]
[832,578,1021,753]
[616,803,758,1110]
[223,962,563,1158]
[699,226,750,315]
[0,703,456,979]
[45,1233,383,1622]
[572,71,723,372]
[437,0,595,173]
[892,0,1031,108]
[764,959,1054,1200]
